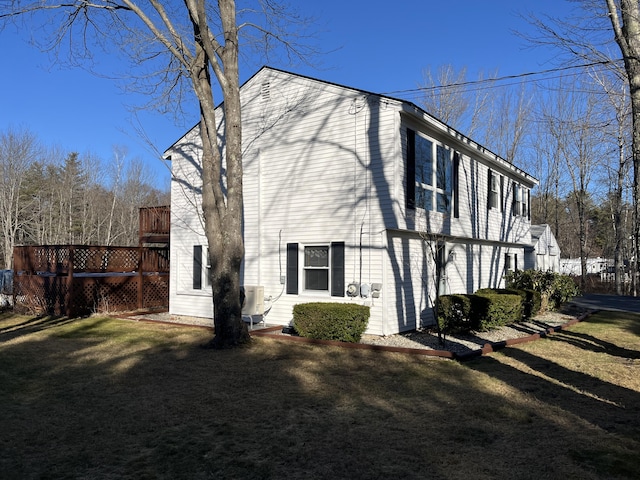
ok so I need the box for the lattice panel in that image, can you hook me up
[16,247,71,273]
[14,274,69,315]
[73,248,139,272]
[13,244,169,316]
[74,276,139,314]
[142,274,169,308]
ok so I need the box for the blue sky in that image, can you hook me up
[0,0,577,190]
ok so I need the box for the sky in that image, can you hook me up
[0,0,579,190]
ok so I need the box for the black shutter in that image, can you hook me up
[527,189,531,220]
[286,243,298,294]
[331,242,345,297]
[487,168,493,210]
[406,128,416,209]
[453,152,459,218]
[512,181,517,216]
[193,245,202,290]
[500,175,504,212]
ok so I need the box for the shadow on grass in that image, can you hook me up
[1,314,639,479]
[548,328,640,359]
[0,314,78,342]
[466,347,640,439]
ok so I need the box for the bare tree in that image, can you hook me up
[420,65,473,130]
[0,127,40,269]
[592,69,632,294]
[419,65,531,164]
[540,75,607,289]
[604,0,640,295]
[2,0,313,346]
[525,0,640,294]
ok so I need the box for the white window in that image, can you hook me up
[505,253,518,273]
[415,134,452,213]
[489,171,500,209]
[514,184,522,216]
[304,245,329,291]
[512,184,529,217]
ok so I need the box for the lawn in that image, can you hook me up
[0,310,639,479]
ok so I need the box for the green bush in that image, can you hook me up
[437,294,475,333]
[548,274,581,310]
[472,291,523,330]
[475,288,541,319]
[292,303,370,343]
[506,270,581,311]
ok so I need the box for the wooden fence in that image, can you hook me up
[13,245,169,317]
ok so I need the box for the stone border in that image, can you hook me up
[251,312,594,361]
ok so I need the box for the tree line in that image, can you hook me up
[0,127,170,269]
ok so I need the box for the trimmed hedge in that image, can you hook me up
[292,303,370,343]
[472,291,523,330]
[438,289,528,334]
[476,288,541,320]
[437,294,475,333]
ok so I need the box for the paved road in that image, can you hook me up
[570,293,640,314]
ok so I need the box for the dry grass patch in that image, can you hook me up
[0,311,638,479]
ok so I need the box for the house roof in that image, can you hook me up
[163,66,538,186]
[530,224,548,243]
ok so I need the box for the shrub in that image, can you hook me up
[292,303,370,343]
[437,294,475,333]
[548,274,581,310]
[471,290,523,330]
[506,270,581,311]
[476,288,541,319]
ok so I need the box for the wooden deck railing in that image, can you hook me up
[13,245,169,317]
[139,206,170,245]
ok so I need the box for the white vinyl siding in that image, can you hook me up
[167,67,537,335]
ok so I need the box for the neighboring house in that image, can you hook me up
[560,257,611,276]
[525,224,561,272]
[165,67,538,336]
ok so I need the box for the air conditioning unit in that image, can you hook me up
[242,285,264,315]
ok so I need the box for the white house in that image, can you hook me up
[525,224,561,272]
[164,67,538,336]
[560,257,611,276]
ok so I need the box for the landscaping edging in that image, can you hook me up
[251,311,594,361]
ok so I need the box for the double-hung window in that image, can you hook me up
[304,245,329,290]
[414,133,452,213]
[489,171,499,209]
[488,169,505,211]
[286,242,345,296]
[512,183,530,218]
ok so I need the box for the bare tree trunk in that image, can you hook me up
[190,0,249,348]
[606,0,640,295]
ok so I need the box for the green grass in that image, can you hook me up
[0,310,639,479]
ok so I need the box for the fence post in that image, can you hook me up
[137,246,144,310]
[66,246,74,317]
